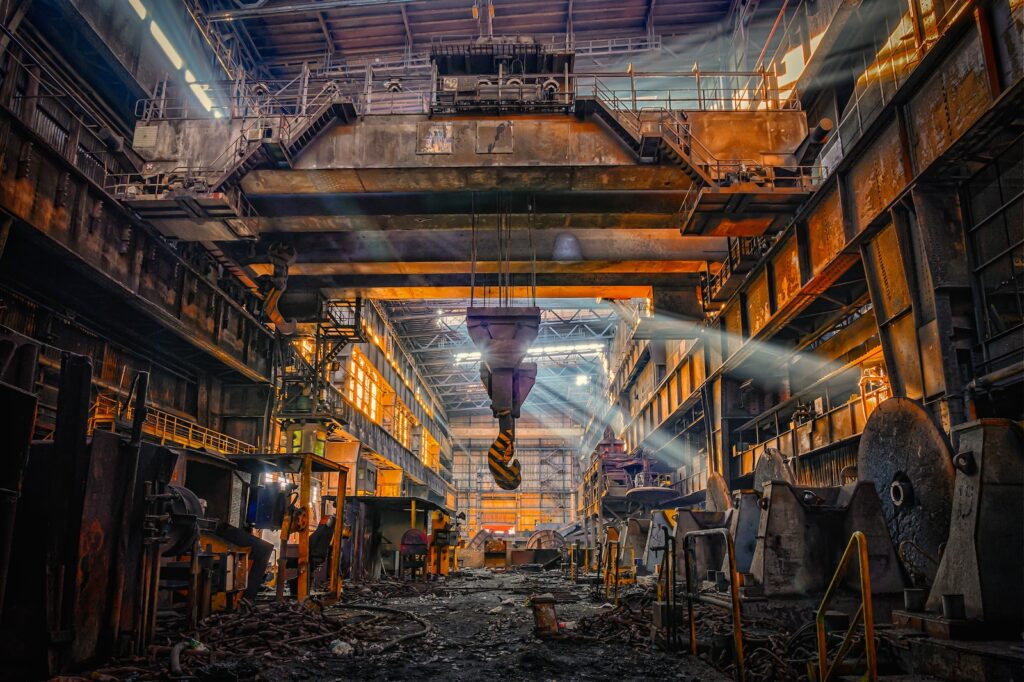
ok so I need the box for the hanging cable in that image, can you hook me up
[529,192,537,306]
[470,192,477,307]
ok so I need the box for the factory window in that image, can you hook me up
[420,429,440,471]
[347,348,390,423]
[965,138,1023,372]
[384,396,416,450]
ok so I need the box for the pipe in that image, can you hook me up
[169,641,187,677]
[965,360,1024,392]
[796,118,834,165]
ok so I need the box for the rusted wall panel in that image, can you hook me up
[865,223,911,321]
[806,186,846,275]
[687,111,808,162]
[889,313,924,399]
[849,121,908,232]
[723,304,743,359]
[993,0,1024,85]
[772,233,802,307]
[692,346,705,387]
[909,28,993,172]
[746,271,772,336]
[0,111,272,381]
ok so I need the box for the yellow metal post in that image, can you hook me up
[329,468,347,599]
[815,531,876,682]
[276,512,290,602]
[683,528,746,681]
[297,455,312,600]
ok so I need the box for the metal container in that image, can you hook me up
[531,593,559,638]
[903,588,927,612]
[941,593,966,620]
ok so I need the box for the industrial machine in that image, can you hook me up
[893,419,1024,638]
[0,358,271,679]
[747,479,905,596]
[431,37,574,114]
[429,511,459,576]
[670,462,904,599]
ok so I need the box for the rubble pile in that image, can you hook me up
[88,598,429,681]
[571,590,654,644]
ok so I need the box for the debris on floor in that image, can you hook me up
[84,569,736,681]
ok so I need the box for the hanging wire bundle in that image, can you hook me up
[469,191,537,308]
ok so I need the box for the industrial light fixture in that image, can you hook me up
[131,1,222,118]
[128,0,146,20]
[453,341,604,363]
[189,83,214,111]
[149,22,183,70]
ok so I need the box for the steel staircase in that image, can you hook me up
[214,141,275,192]
[285,97,356,159]
[580,95,716,187]
[656,110,716,186]
[213,97,357,194]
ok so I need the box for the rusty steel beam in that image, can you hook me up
[249,260,710,277]
[319,285,654,300]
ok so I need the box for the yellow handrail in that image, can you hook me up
[683,527,745,681]
[90,394,257,455]
[815,531,877,682]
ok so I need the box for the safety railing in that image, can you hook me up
[660,109,718,169]
[660,108,822,192]
[815,530,877,682]
[0,37,131,189]
[90,394,258,455]
[683,527,746,681]
[589,77,643,140]
[575,71,799,112]
[671,468,709,499]
[704,236,773,301]
[632,471,673,488]
[133,66,802,123]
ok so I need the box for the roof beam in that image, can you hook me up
[399,4,413,51]
[565,0,573,47]
[316,13,335,55]
[206,0,418,22]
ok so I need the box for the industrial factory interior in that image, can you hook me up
[0,0,1022,680]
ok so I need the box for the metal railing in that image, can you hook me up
[575,71,799,112]
[590,77,643,139]
[671,468,709,499]
[683,527,746,681]
[133,67,801,124]
[0,40,131,190]
[89,394,258,455]
[815,531,877,682]
[704,236,773,301]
